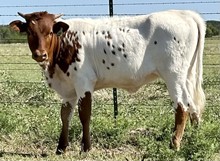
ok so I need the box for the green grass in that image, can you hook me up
[0,38,220,161]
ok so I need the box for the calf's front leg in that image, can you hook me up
[78,91,92,152]
[56,102,74,155]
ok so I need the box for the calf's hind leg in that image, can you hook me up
[159,71,198,150]
[170,103,188,151]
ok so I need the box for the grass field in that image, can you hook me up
[0,37,220,161]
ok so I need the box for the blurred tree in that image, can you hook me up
[0,20,219,43]
[0,25,26,43]
[206,21,220,38]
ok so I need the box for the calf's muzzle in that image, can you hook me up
[32,50,48,62]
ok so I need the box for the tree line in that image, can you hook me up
[0,25,27,43]
[0,21,219,43]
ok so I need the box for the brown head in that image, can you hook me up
[9,11,69,64]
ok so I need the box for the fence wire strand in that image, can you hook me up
[0,1,220,8]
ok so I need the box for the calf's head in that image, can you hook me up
[9,11,69,64]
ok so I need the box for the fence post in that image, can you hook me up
[109,0,118,119]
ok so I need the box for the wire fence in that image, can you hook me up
[0,1,220,7]
[0,1,219,109]
[0,1,220,17]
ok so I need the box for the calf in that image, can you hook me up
[9,10,206,154]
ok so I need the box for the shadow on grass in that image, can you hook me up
[0,151,48,158]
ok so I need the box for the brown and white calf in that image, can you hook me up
[9,10,206,154]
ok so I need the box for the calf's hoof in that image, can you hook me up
[170,137,180,151]
[56,146,67,155]
[80,142,91,153]
[190,112,200,126]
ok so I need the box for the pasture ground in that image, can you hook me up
[0,37,220,160]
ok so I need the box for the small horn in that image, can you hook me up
[18,12,26,19]
[54,14,63,19]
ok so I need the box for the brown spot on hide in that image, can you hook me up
[111,63,114,66]
[122,43,125,48]
[102,59,105,64]
[118,47,122,52]
[107,41,110,47]
[76,57,81,62]
[57,31,82,73]
[105,31,112,39]
[123,54,127,58]
[96,31,98,35]
[104,49,107,54]
[112,45,115,48]
[102,31,105,35]
[67,72,70,77]
[154,41,157,45]
[112,50,116,55]
[75,36,79,42]
[107,67,110,70]
[73,31,78,37]
[74,67,77,71]
[67,31,73,41]
[74,40,82,49]
[48,83,52,88]
[67,31,71,39]
[83,31,85,35]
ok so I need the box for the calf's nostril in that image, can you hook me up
[33,53,38,58]
[42,53,47,58]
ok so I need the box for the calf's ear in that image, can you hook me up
[9,20,27,33]
[53,22,69,35]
